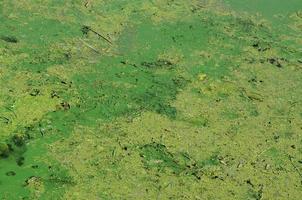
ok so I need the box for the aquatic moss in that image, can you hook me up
[0,0,302,199]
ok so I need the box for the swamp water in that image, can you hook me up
[0,0,301,199]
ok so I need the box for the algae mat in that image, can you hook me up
[0,0,302,199]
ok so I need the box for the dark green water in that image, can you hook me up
[226,0,301,16]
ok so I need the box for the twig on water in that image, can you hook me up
[79,38,101,54]
[288,155,302,179]
[82,25,112,45]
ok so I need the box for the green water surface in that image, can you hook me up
[0,0,301,199]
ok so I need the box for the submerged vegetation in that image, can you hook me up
[0,0,301,199]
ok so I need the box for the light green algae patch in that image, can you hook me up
[0,0,302,199]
